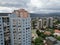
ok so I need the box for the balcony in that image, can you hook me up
[3,22,9,27]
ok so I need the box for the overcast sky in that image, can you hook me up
[0,0,60,13]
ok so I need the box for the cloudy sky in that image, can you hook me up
[0,0,60,13]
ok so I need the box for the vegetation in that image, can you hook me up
[56,36,60,41]
[33,30,45,45]
[56,20,60,24]
[32,18,60,45]
[34,37,43,45]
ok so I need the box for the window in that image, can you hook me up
[26,27,30,30]
[14,37,15,39]
[23,37,25,39]
[18,28,20,30]
[0,25,1,26]
[19,32,21,33]
[13,31,16,33]
[18,22,20,24]
[23,29,25,30]
[26,22,27,24]
[19,20,20,21]
[1,43,3,45]
[0,34,2,36]
[0,28,1,29]
[18,43,21,45]
[18,26,21,27]
[7,18,9,22]
[0,31,2,32]
[23,19,25,21]
[0,21,1,22]
[23,40,25,42]
[26,30,27,32]
[19,38,21,39]
[23,25,24,27]
[0,18,1,19]
[13,29,16,30]
[1,40,3,41]
[23,31,25,33]
[13,25,16,27]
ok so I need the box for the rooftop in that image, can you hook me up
[0,13,11,16]
[46,37,57,42]
[46,37,60,45]
[54,29,60,33]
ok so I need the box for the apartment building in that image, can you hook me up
[46,17,53,28]
[46,37,60,45]
[0,13,10,45]
[0,9,31,45]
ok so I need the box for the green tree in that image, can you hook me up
[34,37,43,45]
[36,30,41,36]
[56,36,60,41]
[36,30,46,39]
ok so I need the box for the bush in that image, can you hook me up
[34,37,43,45]
[36,30,46,39]
[56,36,60,41]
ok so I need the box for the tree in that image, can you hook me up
[36,30,46,39]
[34,37,43,45]
[36,30,41,36]
[56,36,60,41]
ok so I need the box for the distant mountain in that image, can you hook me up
[0,13,60,17]
[30,12,60,17]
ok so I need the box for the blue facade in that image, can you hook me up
[0,17,4,45]
[0,9,31,45]
[9,13,31,45]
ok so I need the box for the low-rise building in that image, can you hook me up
[46,37,60,45]
[54,29,60,36]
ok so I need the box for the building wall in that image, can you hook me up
[9,12,31,45]
[46,17,53,28]
[0,9,31,45]
[2,17,11,45]
[0,17,4,45]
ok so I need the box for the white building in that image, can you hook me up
[46,17,53,28]
[9,9,31,45]
[0,9,31,45]
[38,19,43,29]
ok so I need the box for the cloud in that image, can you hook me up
[27,0,44,8]
[28,0,60,9]
[0,6,18,13]
[0,0,60,13]
[27,0,60,13]
[0,0,29,8]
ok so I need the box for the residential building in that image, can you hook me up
[38,19,43,29]
[0,9,31,45]
[46,37,60,45]
[46,17,53,28]
[54,29,60,36]
[0,13,10,45]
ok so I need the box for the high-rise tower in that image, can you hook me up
[0,9,31,45]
